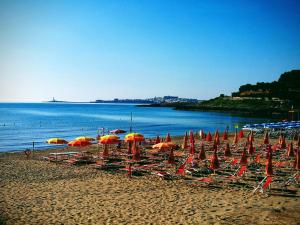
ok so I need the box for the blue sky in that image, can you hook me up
[0,0,299,102]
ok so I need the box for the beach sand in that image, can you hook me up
[1,137,300,225]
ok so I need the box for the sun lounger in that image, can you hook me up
[151,171,174,180]
[226,165,247,181]
[253,176,272,194]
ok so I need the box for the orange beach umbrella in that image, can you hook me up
[152,142,176,151]
[68,140,91,147]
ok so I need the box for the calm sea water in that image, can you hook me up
[0,103,269,152]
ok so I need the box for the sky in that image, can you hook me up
[0,0,300,102]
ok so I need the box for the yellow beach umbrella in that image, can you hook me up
[75,136,95,142]
[47,138,68,144]
[125,133,145,142]
[99,135,120,144]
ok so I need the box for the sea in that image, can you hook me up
[0,103,270,152]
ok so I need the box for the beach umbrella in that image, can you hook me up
[265,145,272,159]
[240,147,248,165]
[125,133,145,142]
[99,135,120,158]
[233,130,238,144]
[222,130,228,141]
[224,142,231,157]
[198,143,206,160]
[280,135,286,149]
[166,133,172,142]
[189,142,195,155]
[182,132,188,149]
[152,142,176,151]
[248,142,255,155]
[99,135,120,144]
[75,136,95,142]
[266,148,273,176]
[263,131,269,145]
[199,130,205,139]
[298,136,300,147]
[287,142,294,157]
[214,134,220,145]
[206,132,212,142]
[189,130,195,145]
[155,135,161,144]
[213,130,219,142]
[210,149,220,170]
[239,130,244,138]
[46,138,68,144]
[68,140,91,147]
[109,129,126,134]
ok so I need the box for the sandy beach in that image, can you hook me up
[1,135,300,225]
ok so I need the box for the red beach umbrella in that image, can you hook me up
[248,142,255,155]
[214,130,220,145]
[166,133,171,142]
[266,148,273,176]
[206,132,212,142]
[263,131,269,145]
[233,130,238,144]
[224,142,231,157]
[210,149,220,170]
[189,130,195,145]
[280,135,286,149]
[240,147,248,165]
[198,143,206,160]
[239,129,244,138]
[222,130,228,141]
[189,142,195,155]
[199,130,205,140]
[214,130,220,140]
